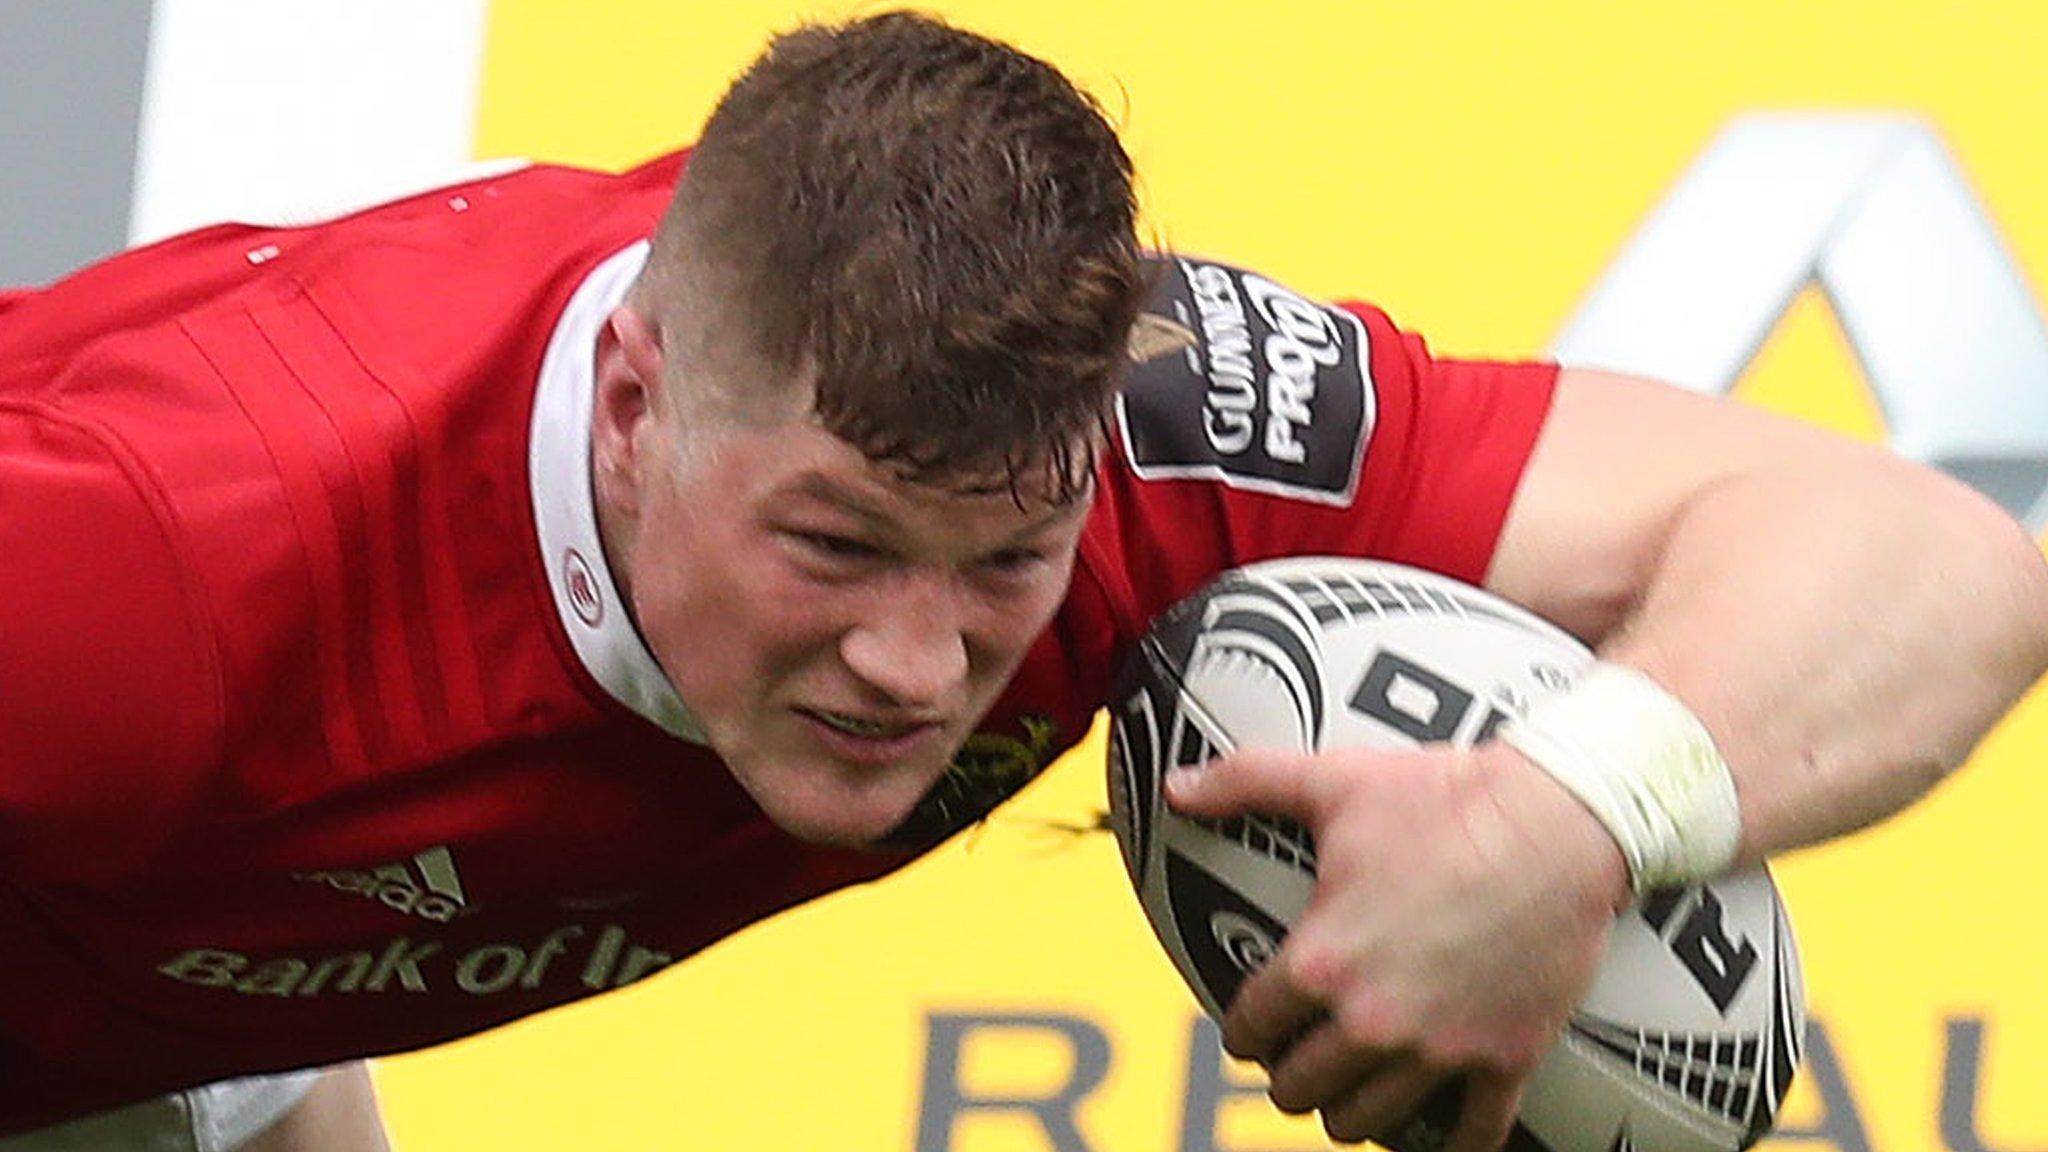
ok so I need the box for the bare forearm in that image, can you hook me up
[242,1065,391,1152]
[1598,463,2048,863]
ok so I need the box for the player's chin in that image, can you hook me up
[762,796,919,848]
[752,762,945,848]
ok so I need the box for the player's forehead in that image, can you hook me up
[666,314,1104,526]
[760,425,1094,533]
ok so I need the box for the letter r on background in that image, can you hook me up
[916,1012,1112,1152]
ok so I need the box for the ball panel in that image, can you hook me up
[1107,671,1170,886]
[1746,906,1807,1147]
[1590,881,1783,1027]
[1160,849,1290,1019]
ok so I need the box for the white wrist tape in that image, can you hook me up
[1498,662,1742,893]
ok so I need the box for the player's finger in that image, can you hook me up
[1443,1069,1523,1152]
[1163,747,1325,821]
[1317,1062,1439,1146]
[1220,957,1326,1064]
[1264,1019,1396,1115]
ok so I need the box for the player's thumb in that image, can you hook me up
[1163,749,1317,820]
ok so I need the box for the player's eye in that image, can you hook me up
[979,547,1047,575]
[797,531,883,560]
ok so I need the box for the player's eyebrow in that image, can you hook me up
[787,472,1087,539]
[785,473,896,529]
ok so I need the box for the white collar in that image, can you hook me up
[528,241,706,742]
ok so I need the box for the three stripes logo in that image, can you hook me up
[294,845,470,923]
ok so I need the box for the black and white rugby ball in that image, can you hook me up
[1107,557,1805,1152]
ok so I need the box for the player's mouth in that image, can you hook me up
[798,708,943,763]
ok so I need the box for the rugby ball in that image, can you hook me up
[1107,557,1805,1152]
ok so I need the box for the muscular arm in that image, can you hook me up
[1487,367,2048,868]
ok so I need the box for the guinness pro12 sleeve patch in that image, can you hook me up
[1117,257,1375,506]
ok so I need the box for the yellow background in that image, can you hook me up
[374,3,2048,1149]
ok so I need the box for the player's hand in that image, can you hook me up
[1163,740,1632,1150]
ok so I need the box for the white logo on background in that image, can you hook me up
[1554,115,2048,530]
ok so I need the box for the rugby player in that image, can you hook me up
[3,12,2043,1151]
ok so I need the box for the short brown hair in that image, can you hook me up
[649,11,1146,500]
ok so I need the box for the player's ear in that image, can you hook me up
[591,304,667,514]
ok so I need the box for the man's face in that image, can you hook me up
[593,307,1092,847]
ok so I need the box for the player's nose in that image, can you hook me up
[838,571,970,707]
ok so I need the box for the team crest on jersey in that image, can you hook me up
[879,714,1060,849]
[1117,257,1375,505]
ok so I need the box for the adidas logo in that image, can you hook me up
[294,845,469,923]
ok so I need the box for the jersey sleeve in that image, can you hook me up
[0,405,221,882]
[1075,255,1558,668]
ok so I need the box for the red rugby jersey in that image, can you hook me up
[0,151,1553,1133]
